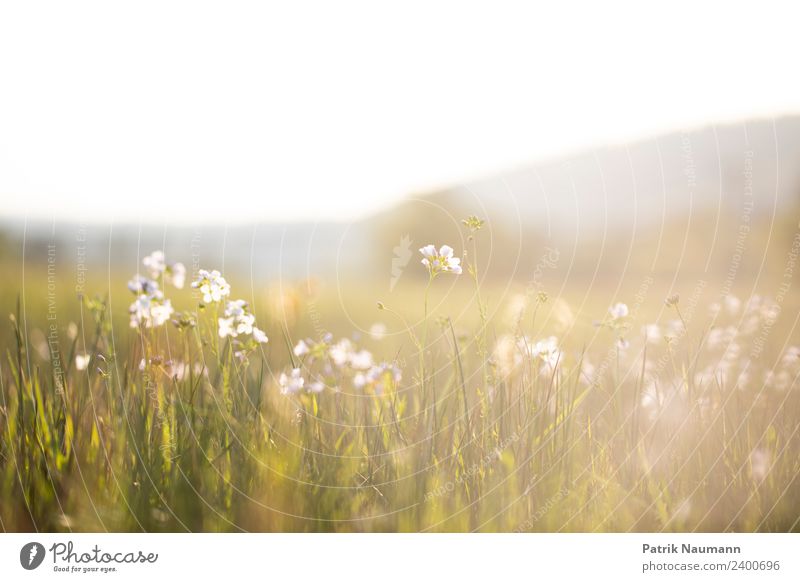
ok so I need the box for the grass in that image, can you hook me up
[1,225,799,533]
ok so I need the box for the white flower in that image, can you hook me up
[350,349,374,370]
[150,299,174,327]
[168,262,186,289]
[191,269,231,304]
[329,338,374,370]
[128,292,173,328]
[530,336,561,367]
[218,317,235,338]
[353,372,367,389]
[357,362,402,394]
[643,324,661,343]
[420,244,462,276]
[293,339,310,356]
[330,338,355,367]
[128,275,159,296]
[308,380,325,394]
[608,302,629,320]
[707,326,736,350]
[217,299,266,343]
[782,346,800,368]
[142,250,186,289]
[252,327,269,344]
[142,250,166,277]
[369,322,387,340]
[723,294,741,315]
[75,354,90,371]
[279,368,305,395]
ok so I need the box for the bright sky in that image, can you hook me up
[1,1,799,224]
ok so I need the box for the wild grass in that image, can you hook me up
[1,223,799,533]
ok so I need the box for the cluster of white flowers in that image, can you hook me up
[596,302,631,349]
[525,336,562,370]
[285,333,401,396]
[492,334,563,377]
[419,244,462,276]
[709,294,742,317]
[688,295,787,390]
[279,368,309,395]
[142,250,186,289]
[353,362,402,395]
[764,345,800,391]
[128,251,184,329]
[218,299,268,344]
[329,338,374,369]
[191,269,231,304]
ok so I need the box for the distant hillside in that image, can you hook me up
[3,116,798,287]
[365,116,800,283]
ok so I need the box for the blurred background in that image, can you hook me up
[1,0,799,338]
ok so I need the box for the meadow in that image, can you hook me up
[1,216,799,533]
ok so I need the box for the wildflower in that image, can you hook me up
[723,294,741,315]
[521,336,562,371]
[369,322,387,340]
[218,299,255,337]
[329,338,354,367]
[128,275,159,296]
[75,354,91,371]
[172,311,197,330]
[664,294,680,307]
[419,244,462,276]
[643,324,661,343]
[349,349,374,370]
[357,362,402,394]
[252,327,269,344]
[781,346,800,368]
[142,250,186,289]
[764,369,792,391]
[168,263,186,289]
[329,338,374,370]
[294,339,310,357]
[217,299,268,344]
[279,368,305,395]
[129,292,174,329]
[462,215,485,232]
[608,302,629,320]
[706,326,736,350]
[353,372,367,389]
[191,269,231,304]
[308,380,325,394]
[150,300,175,327]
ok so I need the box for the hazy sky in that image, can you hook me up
[1,1,799,224]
